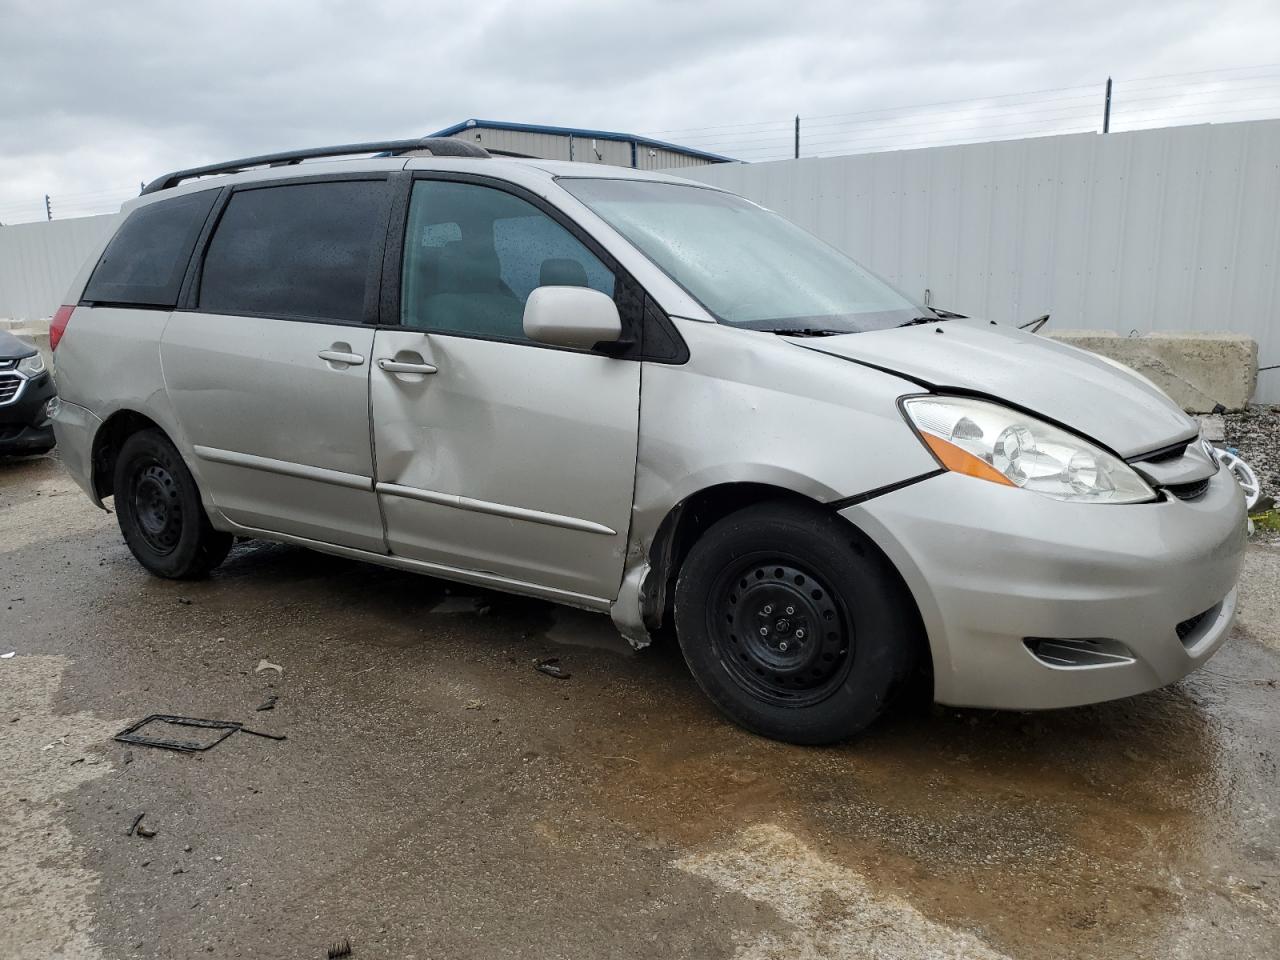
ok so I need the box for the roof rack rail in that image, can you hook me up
[140,137,490,195]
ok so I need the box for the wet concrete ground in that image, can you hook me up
[2,454,1278,960]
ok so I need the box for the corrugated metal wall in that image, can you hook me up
[669,119,1280,402]
[0,214,117,323]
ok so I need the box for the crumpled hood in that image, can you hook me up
[796,319,1197,459]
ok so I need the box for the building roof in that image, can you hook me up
[429,119,735,163]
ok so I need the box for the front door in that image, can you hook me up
[162,177,390,552]
[370,177,641,603]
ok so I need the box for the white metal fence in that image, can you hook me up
[0,214,117,324]
[3,120,1278,399]
[671,119,1280,402]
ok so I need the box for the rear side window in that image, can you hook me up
[199,180,386,323]
[82,190,218,307]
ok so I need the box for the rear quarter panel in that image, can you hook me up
[53,305,209,507]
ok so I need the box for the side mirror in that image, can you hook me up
[523,286,622,350]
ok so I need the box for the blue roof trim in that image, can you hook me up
[428,119,736,163]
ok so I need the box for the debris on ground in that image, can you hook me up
[176,597,193,606]
[534,657,571,680]
[1,651,15,659]
[254,659,284,675]
[1223,405,1280,541]
[464,699,484,710]
[255,695,279,712]
[136,823,157,838]
[114,715,287,753]
[327,938,353,959]
[126,813,145,836]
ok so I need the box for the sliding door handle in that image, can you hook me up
[318,349,365,366]
[377,358,438,375]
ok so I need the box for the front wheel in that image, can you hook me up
[674,501,920,745]
[113,429,233,579]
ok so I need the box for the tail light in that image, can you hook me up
[50,305,74,351]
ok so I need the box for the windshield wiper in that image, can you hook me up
[769,328,847,338]
[897,315,949,327]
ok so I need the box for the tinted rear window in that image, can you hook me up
[198,180,386,323]
[83,190,218,307]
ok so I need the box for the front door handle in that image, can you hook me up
[318,349,365,366]
[377,358,438,375]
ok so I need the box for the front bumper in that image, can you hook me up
[0,370,56,453]
[842,465,1246,710]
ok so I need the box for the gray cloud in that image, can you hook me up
[0,0,1275,221]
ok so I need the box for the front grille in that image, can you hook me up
[0,374,21,404]
[0,358,16,371]
[1176,605,1218,647]
[1166,478,1210,501]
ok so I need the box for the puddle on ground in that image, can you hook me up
[585,655,1280,960]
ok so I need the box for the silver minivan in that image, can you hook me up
[51,138,1245,744]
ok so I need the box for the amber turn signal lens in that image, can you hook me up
[920,432,1015,487]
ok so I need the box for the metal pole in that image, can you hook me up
[44,194,51,221]
[794,115,800,158]
[1103,77,1112,133]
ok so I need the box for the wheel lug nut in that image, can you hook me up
[779,641,789,652]
[763,604,773,615]
[795,629,805,639]
[786,606,795,615]
[759,627,769,636]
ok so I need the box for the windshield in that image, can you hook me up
[559,178,925,333]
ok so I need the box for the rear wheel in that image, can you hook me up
[113,429,232,579]
[674,501,919,744]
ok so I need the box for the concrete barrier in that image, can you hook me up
[1047,330,1257,413]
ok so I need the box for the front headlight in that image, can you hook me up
[17,353,45,377]
[902,396,1156,503]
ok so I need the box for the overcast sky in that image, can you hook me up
[2,0,1278,221]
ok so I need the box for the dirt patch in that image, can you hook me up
[1,655,125,960]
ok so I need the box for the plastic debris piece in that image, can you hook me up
[464,699,484,710]
[534,657,571,680]
[255,695,279,712]
[255,659,284,675]
[238,726,287,742]
[127,812,145,836]
[1,651,15,659]
[136,824,158,838]
[114,715,285,752]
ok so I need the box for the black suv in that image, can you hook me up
[0,330,55,454]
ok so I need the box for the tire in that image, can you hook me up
[113,429,233,579]
[674,501,919,745]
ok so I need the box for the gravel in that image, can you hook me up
[1222,406,1280,505]
[1219,405,1280,542]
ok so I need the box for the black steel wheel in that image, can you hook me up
[711,558,853,708]
[675,500,920,744]
[113,428,233,579]
[131,461,184,555]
